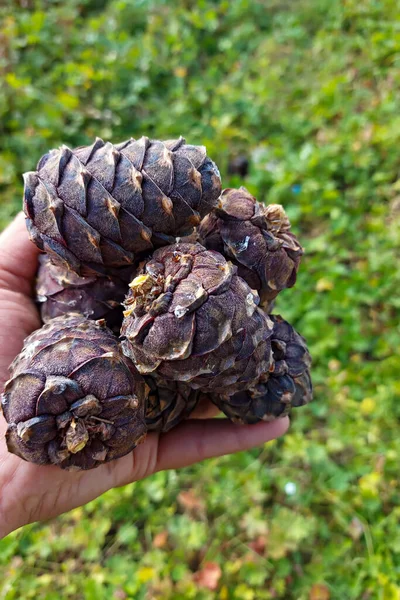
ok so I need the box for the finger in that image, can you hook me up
[0,212,40,295]
[155,416,289,472]
[190,397,221,419]
[0,417,289,530]
[0,214,41,393]
[96,417,288,492]
[0,297,40,394]
[0,433,160,530]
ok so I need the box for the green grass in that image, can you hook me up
[1,0,400,597]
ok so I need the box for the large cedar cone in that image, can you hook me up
[211,315,312,424]
[145,376,199,432]
[198,187,303,307]
[1,315,147,470]
[36,255,128,331]
[121,242,273,395]
[23,137,221,277]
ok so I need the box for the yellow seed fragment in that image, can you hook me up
[69,439,87,454]
[129,274,150,288]
[66,419,89,454]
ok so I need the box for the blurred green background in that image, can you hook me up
[1,0,400,598]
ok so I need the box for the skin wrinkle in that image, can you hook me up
[0,305,40,338]
[0,271,30,296]
[23,471,77,524]
[22,488,46,525]
[0,457,23,534]
[192,419,210,464]
[104,432,159,489]
[131,434,158,482]
[0,252,36,295]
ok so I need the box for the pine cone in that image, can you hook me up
[36,255,128,331]
[121,242,273,394]
[24,136,221,277]
[211,315,312,424]
[145,376,199,432]
[1,315,147,470]
[198,187,303,306]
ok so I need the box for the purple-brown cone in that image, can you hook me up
[145,376,199,432]
[121,242,274,395]
[211,315,312,424]
[36,255,129,331]
[1,315,147,470]
[24,136,221,277]
[198,187,303,306]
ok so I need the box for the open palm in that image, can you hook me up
[0,214,289,538]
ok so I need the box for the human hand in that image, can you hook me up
[0,214,289,538]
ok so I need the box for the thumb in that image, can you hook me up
[0,212,40,295]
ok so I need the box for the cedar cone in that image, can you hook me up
[36,254,128,331]
[198,187,303,306]
[145,376,199,432]
[1,315,147,470]
[211,315,312,423]
[24,136,221,277]
[121,242,273,395]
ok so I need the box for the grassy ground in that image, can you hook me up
[1,0,400,598]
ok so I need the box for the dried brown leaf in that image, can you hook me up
[153,531,169,549]
[178,489,206,516]
[193,562,222,591]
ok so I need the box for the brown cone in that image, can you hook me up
[1,315,147,470]
[121,242,273,395]
[36,255,129,331]
[24,137,221,277]
[211,315,312,424]
[198,187,303,306]
[145,376,199,432]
